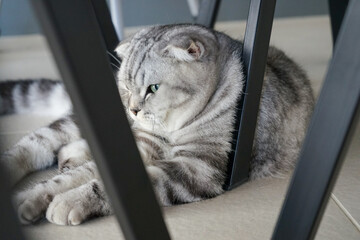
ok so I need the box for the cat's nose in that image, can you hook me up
[130,108,141,116]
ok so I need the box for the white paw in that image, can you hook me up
[46,190,88,226]
[16,191,53,224]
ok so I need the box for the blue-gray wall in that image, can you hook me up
[0,0,328,36]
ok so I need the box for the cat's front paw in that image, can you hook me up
[15,191,53,224]
[46,180,110,226]
[46,187,89,225]
[57,139,91,172]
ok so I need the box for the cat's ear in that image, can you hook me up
[163,40,204,62]
[115,42,131,59]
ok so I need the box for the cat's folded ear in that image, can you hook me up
[162,40,205,62]
[115,41,131,59]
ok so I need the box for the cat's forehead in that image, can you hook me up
[128,26,164,47]
[121,27,166,60]
[131,25,174,41]
[118,38,162,87]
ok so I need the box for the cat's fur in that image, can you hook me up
[0,24,314,225]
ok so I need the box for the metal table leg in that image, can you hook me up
[328,0,349,45]
[272,0,360,238]
[0,167,26,240]
[90,0,121,74]
[195,0,221,28]
[224,0,277,190]
[30,1,170,239]
[91,0,119,50]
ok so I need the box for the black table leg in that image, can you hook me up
[30,1,171,240]
[195,0,221,28]
[90,0,121,74]
[0,167,26,240]
[225,0,277,190]
[328,0,349,45]
[272,0,360,239]
[90,0,119,51]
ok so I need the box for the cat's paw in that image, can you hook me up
[46,187,89,225]
[46,180,110,226]
[58,140,91,172]
[15,190,53,224]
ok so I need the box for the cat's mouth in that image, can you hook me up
[132,112,160,129]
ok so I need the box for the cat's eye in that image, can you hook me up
[149,84,160,93]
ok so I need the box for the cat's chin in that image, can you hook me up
[133,120,163,132]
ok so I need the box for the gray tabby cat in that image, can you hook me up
[0,24,314,226]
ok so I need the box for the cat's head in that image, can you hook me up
[116,24,220,132]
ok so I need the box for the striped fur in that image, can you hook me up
[0,79,71,116]
[1,24,314,225]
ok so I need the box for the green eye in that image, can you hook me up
[150,84,160,93]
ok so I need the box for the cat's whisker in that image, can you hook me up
[149,115,156,160]
[157,119,167,130]
[107,51,122,65]
[110,62,120,70]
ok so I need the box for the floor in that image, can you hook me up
[0,15,359,239]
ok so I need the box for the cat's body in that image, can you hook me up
[0,24,314,225]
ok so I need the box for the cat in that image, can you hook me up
[0,24,314,226]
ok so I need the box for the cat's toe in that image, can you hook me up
[46,195,86,226]
[14,191,28,207]
[18,200,42,224]
[67,208,84,225]
[17,194,53,225]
